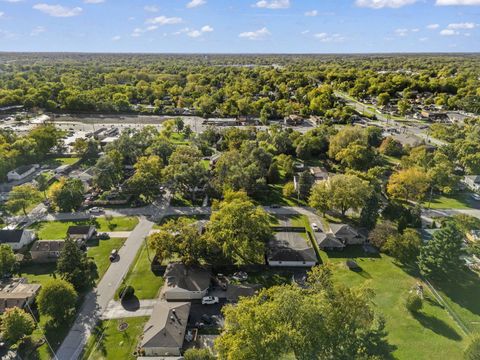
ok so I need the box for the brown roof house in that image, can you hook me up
[163,263,211,301]
[0,230,35,251]
[139,301,191,357]
[309,166,329,182]
[0,278,41,313]
[67,225,96,241]
[30,240,65,263]
[329,224,366,245]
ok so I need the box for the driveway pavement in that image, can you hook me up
[101,299,158,320]
[56,217,156,359]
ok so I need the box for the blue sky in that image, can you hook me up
[0,0,479,53]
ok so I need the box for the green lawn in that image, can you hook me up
[87,237,127,281]
[42,157,81,167]
[152,214,207,229]
[423,192,474,210]
[255,184,307,207]
[120,242,164,300]
[82,317,148,360]
[30,216,139,239]
[321,247,467,360]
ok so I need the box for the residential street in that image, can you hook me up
[56,217,156,360]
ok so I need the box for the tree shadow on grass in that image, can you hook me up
[88,323,109,357]
[413,312,462,341]
[121,295,140,312]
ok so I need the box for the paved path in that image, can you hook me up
[101,299,158,320]
[423,208,480,220]
[105,231,132,238]
[56,217,156,360]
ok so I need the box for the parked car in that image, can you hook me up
[232,271,248,282]
[202,296,219,305]
[87,207,104,214]
[311,223,320,232]
[471,194,480,201]
[109,249,118,262]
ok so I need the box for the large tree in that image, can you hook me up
[37,280,77,324]
[0,307,35,343]
[126,155,163,202]
[57,238,98,290]
[92,150,123,191]
[6,184,41,216]
[48,177,85,212]
[387,167,430,202]
[215,265,389,360]
[148,217,208,265]
[205,191,272,264]
[383,228,422,264]
[0,244,16,277]
[418,222,465,278]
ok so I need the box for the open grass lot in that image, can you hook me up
[320,247,468,360]
[120,242,164,300]
[423,192,478,210]
[87,237,127,281]
[42,156,81,167]
[255,184,307,207]
[81,317,148,360]
[30,216,139,239]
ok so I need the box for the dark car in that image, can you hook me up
[109,249,118,262]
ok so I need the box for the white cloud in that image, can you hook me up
[0,12,4,18]
[2,0,23,2]
[253,0,290,9]
[314,32,345,42]
[427,23,440,29]
[239,27,270,40]
[132,25,158,37]
[305,9,318,16]
[201,25,213,32]
[395,28,409,36]
[187,0,206,8]
[84,0,104,3]
[187,30,202,37]
[440,29,459,35]
[447,22,477,29]
[419,37,429,41]
[30,26,46,36]
[355,0,417,9]
[146,16,182,25]
[144,5,159,12]
[112,35,121,41]
[33,4,82,17]
[436,0,480,5]
[301,30,310,34]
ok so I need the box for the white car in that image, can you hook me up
[311,223,320,232]
[472,194,480,201]
[201,296,219,305]
[87,207,104,214]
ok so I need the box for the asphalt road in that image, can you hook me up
[55,217,155,360]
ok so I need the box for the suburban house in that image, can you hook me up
[267,228,318,267]
[67,225,96,241]
[7,164,39,182]
[316,223,366,251]
[30,240,65,263]
[163,263,211,301]
[420,110,450,123]
[284,115,304,126]
[226,284,261,303]
[464,175,480,192]
[0,230,35,250]
[309,166,329,182]
[0,278,41,313]
[139,301,191,357]
[329,223,366,245]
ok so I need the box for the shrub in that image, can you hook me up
[117,285,135,300]
[464,335,480,360]
[405,292,422,313]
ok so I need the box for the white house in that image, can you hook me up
[0,230,36,251]
[464,175,480,192]
[7,164,39,182]
[139,301,191,357]
[163,263,211,301]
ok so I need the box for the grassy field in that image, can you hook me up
[81,317,148,360]
[30,216,139,239]
[320,247,468,360]
[42,156,81,167]
[255,184,307,207]
[120,242,164,300]
[87,237,127,281]
[423,192,475,210]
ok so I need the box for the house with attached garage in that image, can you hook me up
[329,223,366,245]
[464,175,480,192]
[30,240,65,263]
[0,278,41,313]
[0,230,35,251]
[138,301,191,357]
[7,164,39,182]
[163,262,211,301]
[267,227,318,267]
[67,225,96,242]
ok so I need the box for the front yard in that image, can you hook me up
[87,237,127,280]
[423,192,478,210]
[81,317,148,360]
[30,216,139,239]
